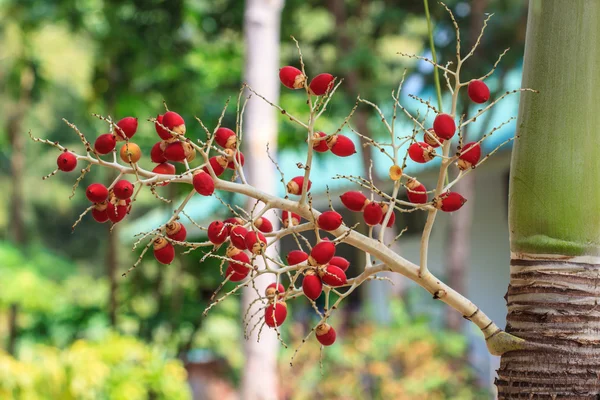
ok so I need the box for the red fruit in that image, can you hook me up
[287,250,309,265]
[310,241,336,265]
[302,271,323,300]
[279,66,305,89]
[287,176,311,195]
[226,150,245,170]
[230,226,249,250]
[155,114,172,140]
[424,128,444,148]
[467,80,490,104]
[327,134,356,157]
[363,202,383,226]
[114,117,138,139]
[192,171,215,196]
[282,211,301,228]
[226,264,249,282]
[86,183,109,203]
[91,203,109,223]
[202,156,227,177]
[433,191,467,212]
[318,211,343,231]
[380,210,396,227]
[309,73,334,96]
[320,264,347,287]
[153,237,175,265]
[164,142,186,162]
[57,151,78,172]
[316,323,336,346]
[150,142,168,163]
[166,221,187,242]
[265,302,287,328]
[94,133,117,155]
[107,201,128,223]
[340,191,369,212]
[458,142,482,170]
[162,111,186,135]
[113,180,134,200]
[254,217,273,233]
[229,251,251,274]
[207,221,230,244]
[408,142,435,163]
[215,127,237,149]
[265,282,285,299]
[406,179,428,204]
[329,256,349,272]
[312,132,329,153]
[433,114,456,140]
[152,163,176,186]
[245,230,267,255]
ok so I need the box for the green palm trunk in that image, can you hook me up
[498,0,600,397]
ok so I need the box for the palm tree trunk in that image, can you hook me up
[241,1,284,399]
[497,1,600,397]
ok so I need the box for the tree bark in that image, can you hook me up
[497,1,600,397]
[241,1,284,399]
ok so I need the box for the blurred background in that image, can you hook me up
[0,0,528,399]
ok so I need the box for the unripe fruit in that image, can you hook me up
[265,301,288,328]
[309,73,334,96]
[310,241,336,265]
[433,191,467,212]
[92,203,109,223]
[408,142,435,163]
[329,256,349,272]
[162,111,186,135]
[406,180,428,204]
[320,264,347,287]
[433,113,456,140]
[119,142,141,163]
[389,165,403,181]
[155,114,172,140]
[57,151,77,172]
[302,271,323,300]
[230,226,249,250]
[326,134,356,157]
[150,142,167,163]
[94,133,117,155]
[340,191,369,212]
[225,150,245,170]
[287,176,311,195]
[164,142,186,162]
[363,202,383,226]
[207,221,230,244]
[107,201,128,223]
[380,209,396,227]
[245,231,267,255]
[457,142,481,170]
[215,127,237,149]
[166,221,187,242]
[202,156,226,177]
[114,117,138,139]
[282,211,301,228]
[316,323,336,346]
[265,282,285,299]
[113,180,134,200]
[226,264,249,282]
[229,251,251,274]
[467,80,490,104]
[317,211,343,231]
[424,128,444,148]
[86,183,109,203]
[312,132,329,153]
[279,66,305,89]
[153,237,175,265]
[287,250,309,265]
[254,217,273,233]
[192,171,215,196]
